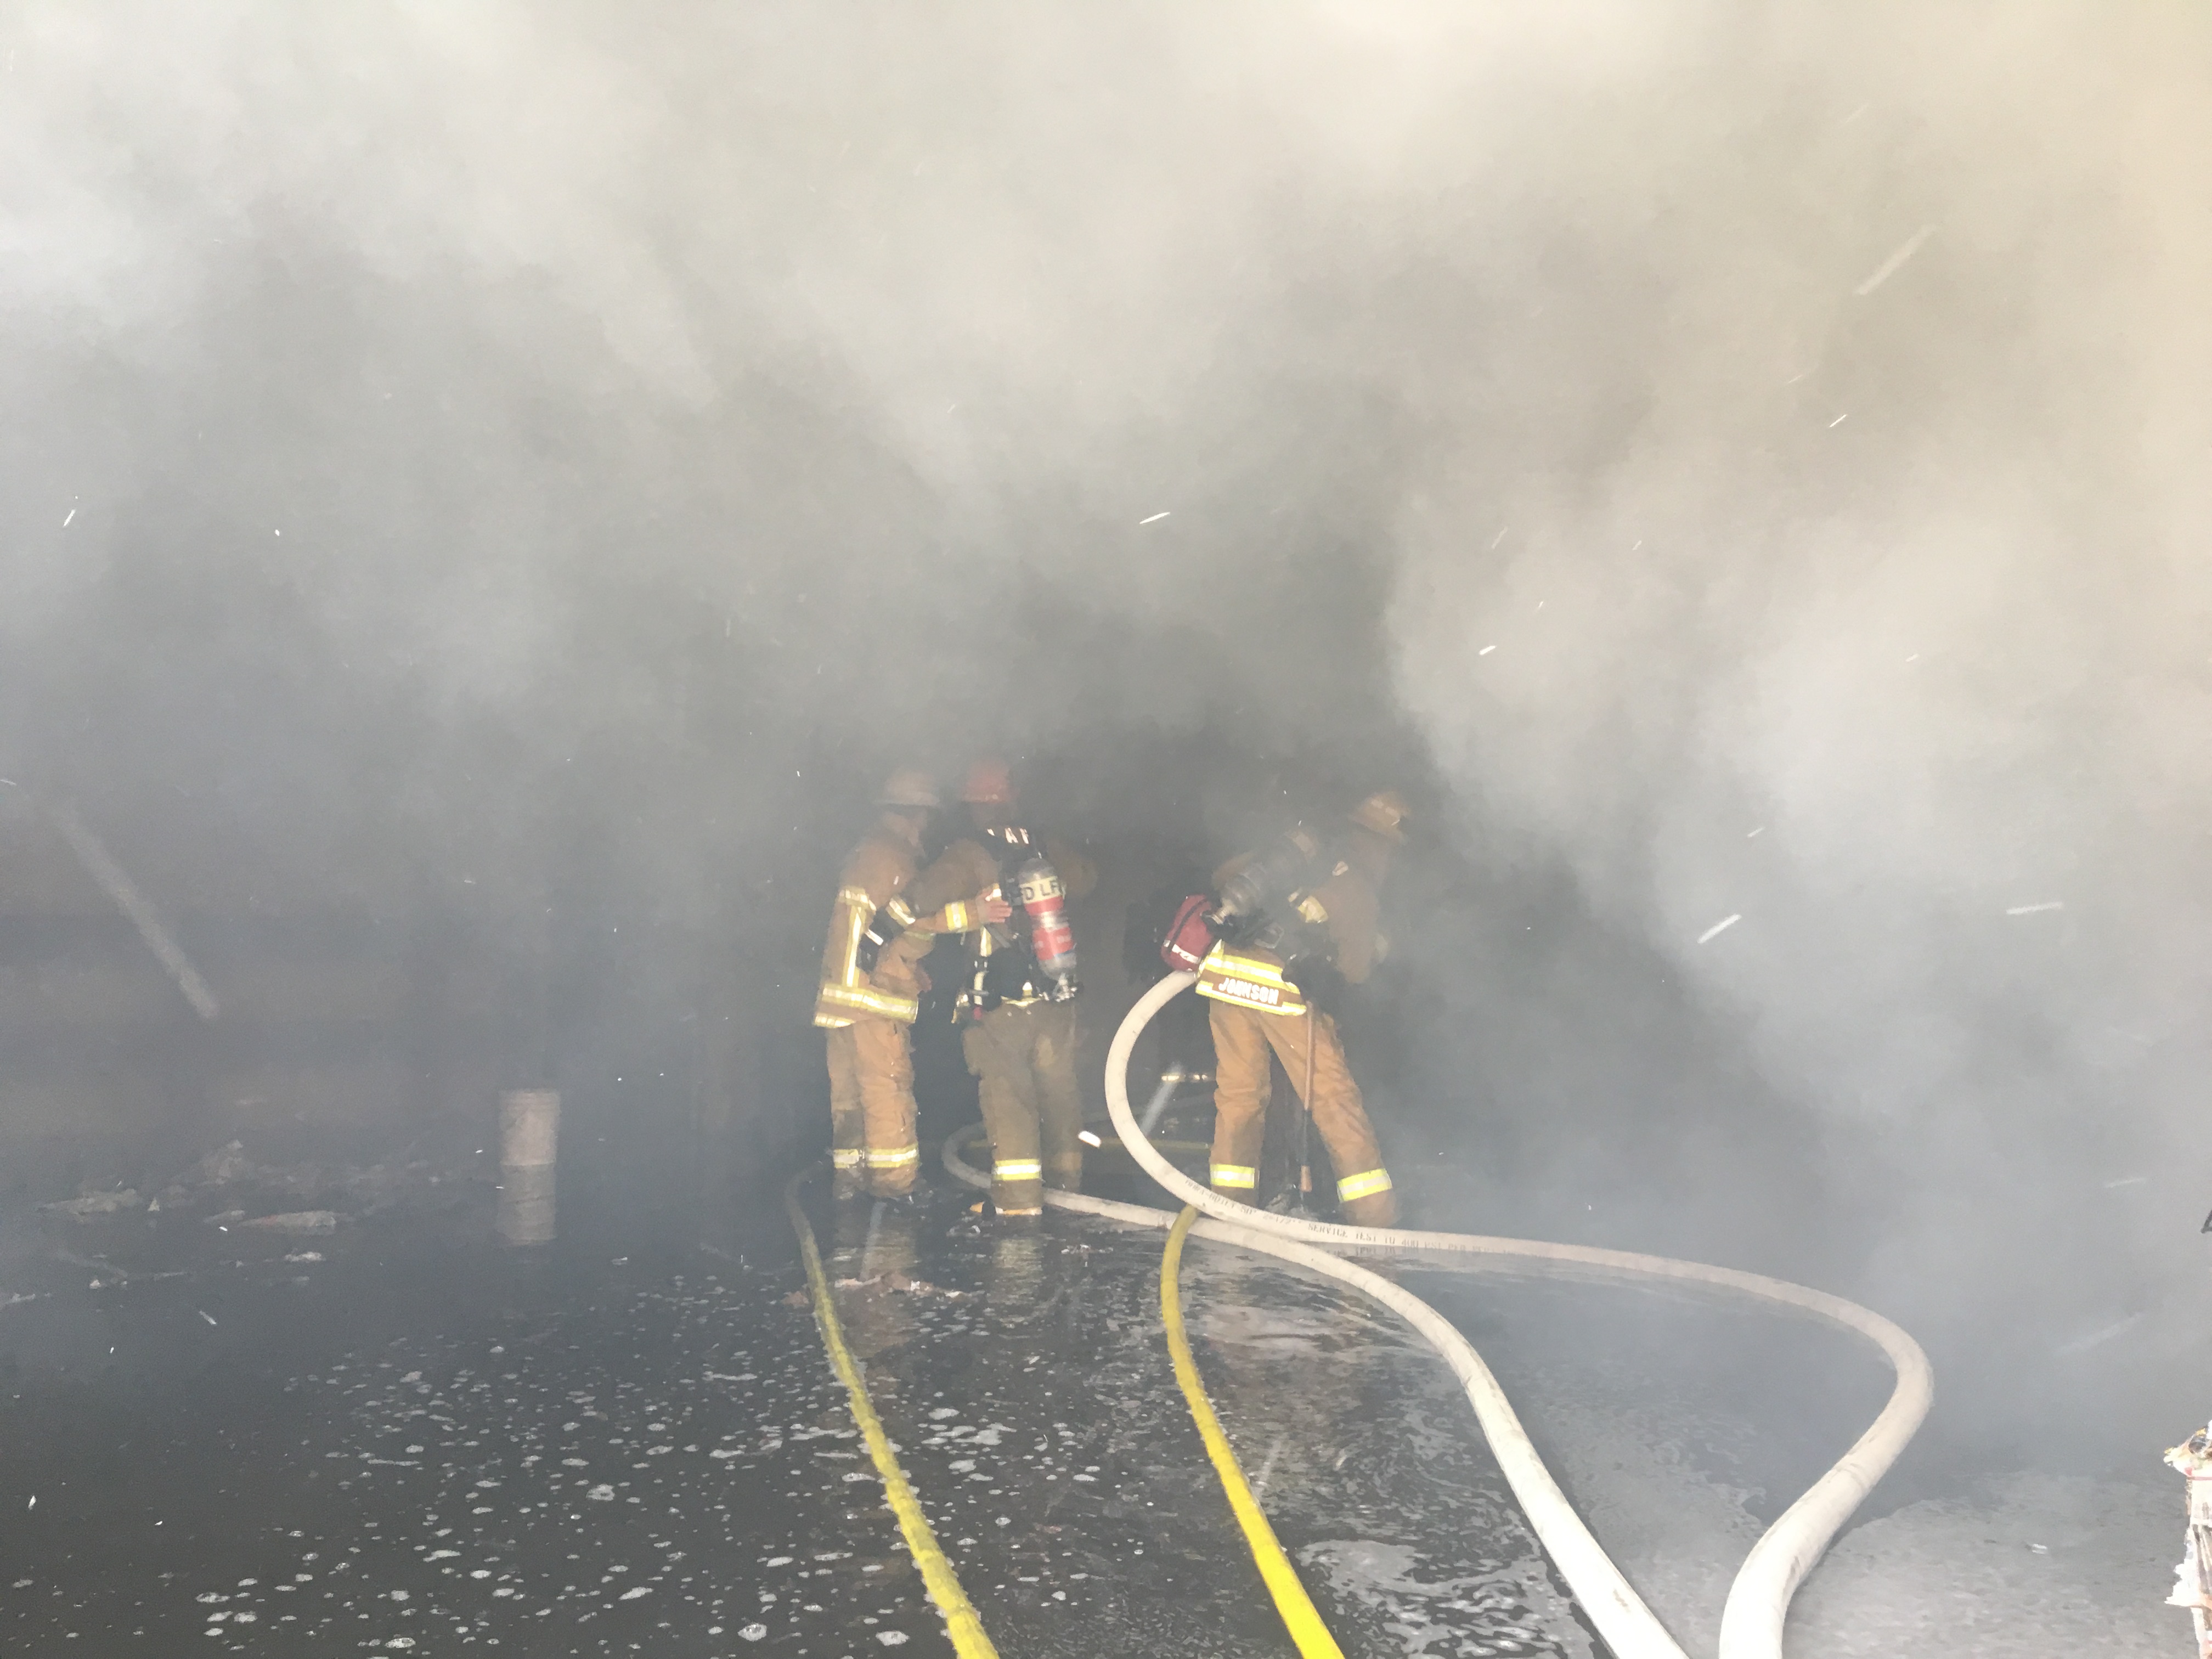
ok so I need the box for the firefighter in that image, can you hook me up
[1193,789,1407,1227]
[814,770,1005,1202]
[924,759,1098,1219]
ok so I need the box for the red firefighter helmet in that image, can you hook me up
[961,758,1015,806]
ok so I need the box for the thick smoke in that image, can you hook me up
[4,1,2207,1453]
[1382,5,2212,1451]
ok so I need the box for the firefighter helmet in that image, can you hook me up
[960,758,1015,806]
[1348,789,1409,843]
[876,768,941,810]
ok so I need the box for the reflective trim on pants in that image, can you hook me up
[965,1000,1085,1209]
[1211,1164,1257,1189]
[1207,998,1393,1221]
[827,1020,919,1197]
[1336,1167,1393,1203]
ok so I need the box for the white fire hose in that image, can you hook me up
[943,971,1932,1659]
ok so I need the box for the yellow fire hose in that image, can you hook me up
[783,1167,999,1658]
[1161,1203,1345,1658]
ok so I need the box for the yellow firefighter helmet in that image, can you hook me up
[876,769,941,810]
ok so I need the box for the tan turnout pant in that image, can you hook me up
[826,1019,920,1198]
[963,1000,1085,1215]
[1207,999,1397,1226]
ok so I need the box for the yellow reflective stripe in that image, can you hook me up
[992,1160,1043,1181]
[866,1145,919,1168]
[831,1148,864,1169]
[1195,943,1307,1015]
[813,1012,854,1029]
[884,896,918,928]
[1336,1168,1393,1203]
[996,1206,1042,1217]
[817,983,921,1023]
[938,900,973,932]
[785,1169,999,1658]
[1161,1207,1345,1658]
[836,892,873,989]
[1211,1164,1257,1189]
[1201,943,1292,985]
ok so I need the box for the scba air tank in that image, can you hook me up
[1015,854,1079,995]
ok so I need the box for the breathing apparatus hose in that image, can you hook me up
[945,972,1933,1659]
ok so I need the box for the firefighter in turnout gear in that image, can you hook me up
[814,770,1007,1201]
[923,759,1098,1218]
[1194,789,1407,1227]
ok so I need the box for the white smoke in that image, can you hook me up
[5,0,2209,1434]
[1383,5,2212,1426]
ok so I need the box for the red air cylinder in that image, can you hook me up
[1160,893,1218,972]
[1015,854,1077,987]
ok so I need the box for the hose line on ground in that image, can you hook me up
[945,1121,1683,1657]
[1160,1203,1346,1659]
[783,1166,1000,1659]
[945,972,1934,1659]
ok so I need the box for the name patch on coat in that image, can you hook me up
[1195,946,1308,1017]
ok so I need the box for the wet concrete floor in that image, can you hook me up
[0,1155,1602,1659]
